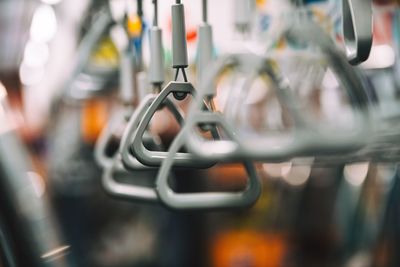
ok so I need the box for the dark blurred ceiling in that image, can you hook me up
[0,0,37,72]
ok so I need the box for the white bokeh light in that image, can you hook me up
[40,0,63,5]
[30,4,57,43]
[344,162,369,187]
[23,40,50,68]
[19,63,45,86]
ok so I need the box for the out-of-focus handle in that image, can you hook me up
[197,0,214,86]
[149,27,165,85]
[197,24,214,90]
[156,127,261,210]
[102,155,158,202]
[119,95,158,170]
[342,0,372,65]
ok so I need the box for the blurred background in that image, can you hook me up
[1,0,400,267]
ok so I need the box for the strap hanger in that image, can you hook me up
[234,0,253,36]
[154,3,373,213]
[119,95,184,170]
[95,0,140,169]
[110,0,260,206]
[127,0,219,168]
[155,127,262,210]
[105,0,213,202]
[154,0,262,210]
[119,0,196,170]
[117,0,178,171]
[102,154,160,202]
[197,0,213,83]
[100,0,171,202]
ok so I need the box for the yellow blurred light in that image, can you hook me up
[127,14,142,38]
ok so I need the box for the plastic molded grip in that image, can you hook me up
[149,27,165,84]
[234,0,252,31]
[155,127,262,210]
[130,82,218,168]
[172,3,188,68]
[102,155,159,202]
[197,23,213,87]
[342,0,372,65]
[119,94,179,170]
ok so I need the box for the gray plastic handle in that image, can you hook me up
[130,82,217,168]
[197,24,213,88]
[95,38,136,169]
[197,0,214,85]
[102,155,159,202]
[234,0,253,32]
[172,3,188,68]
[156,127,262,210]
[342,0,372,65]
[184,47,371,161]
[149,27,165,84]
[119,94,182,170]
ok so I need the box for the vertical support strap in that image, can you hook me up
[172,3,189,68]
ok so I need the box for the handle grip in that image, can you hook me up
[156,128,261,210]
[342,0,372,65]
[95,109,152,170]
[172,3,188,68]
[197,23,214,89]
[149,27,165,84]
[119,94,161,170]
[102,155,159,202]
[130,82,217,168]
[234,0,253,32]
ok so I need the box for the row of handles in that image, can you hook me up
[91,0,374,210]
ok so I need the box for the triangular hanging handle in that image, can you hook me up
[119,94,183,170]
[155,127,261,210]
[102,155,159,202]
[130,82,218,168]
